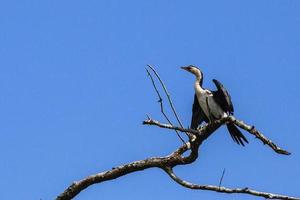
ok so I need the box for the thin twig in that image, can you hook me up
[147,65,185,129]
[219,168,226,188]
[146,68,186,144]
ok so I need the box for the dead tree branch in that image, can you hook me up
[57,117,293,200]
[164,167,299,200]
[229,116,291,155]
[56,67,295,200]
[143,117,290,155]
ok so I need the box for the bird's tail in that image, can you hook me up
[226,123,249,146]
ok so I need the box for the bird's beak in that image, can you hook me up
[181,66,189,71]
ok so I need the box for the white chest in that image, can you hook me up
[194,86,211,118]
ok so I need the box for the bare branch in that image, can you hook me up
[57,68,294,200]
[57,117,294,200]
[164,167,299,200]
[147,65,185,129]
[143,117,290,155]
[228,116,291,155]
[56,136,195,200]
[56,157,170,200]
[146,68,186,143]
[143,119,200,135]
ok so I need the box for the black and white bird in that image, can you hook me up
[181,65,248,146]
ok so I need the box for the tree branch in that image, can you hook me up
[56,135,195,200]
[143,118,201,135]
[143,117,290,155]
[164,167,300,200]
[57,117,293,200]
[229,116,291,155]
[56,157,171,200]
[56,67,294,200]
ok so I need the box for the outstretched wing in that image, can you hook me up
[212,79,234,114]
[191,94,208,129]
[212,79,248,145]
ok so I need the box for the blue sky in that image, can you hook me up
[0,0,300,199]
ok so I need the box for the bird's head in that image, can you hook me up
[181,65,203,80]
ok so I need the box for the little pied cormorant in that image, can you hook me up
[181,65,248,146]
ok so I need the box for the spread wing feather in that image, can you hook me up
[211,79,248,145]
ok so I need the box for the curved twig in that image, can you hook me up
[147,65,185,129]
[146,68,186,143]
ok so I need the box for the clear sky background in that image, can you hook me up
[0,0,300,200]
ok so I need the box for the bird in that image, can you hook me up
[181,65,248,146]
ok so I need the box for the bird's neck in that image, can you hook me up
[195,72,203,85]
[196,75,202,82]
[194,78,204,91]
